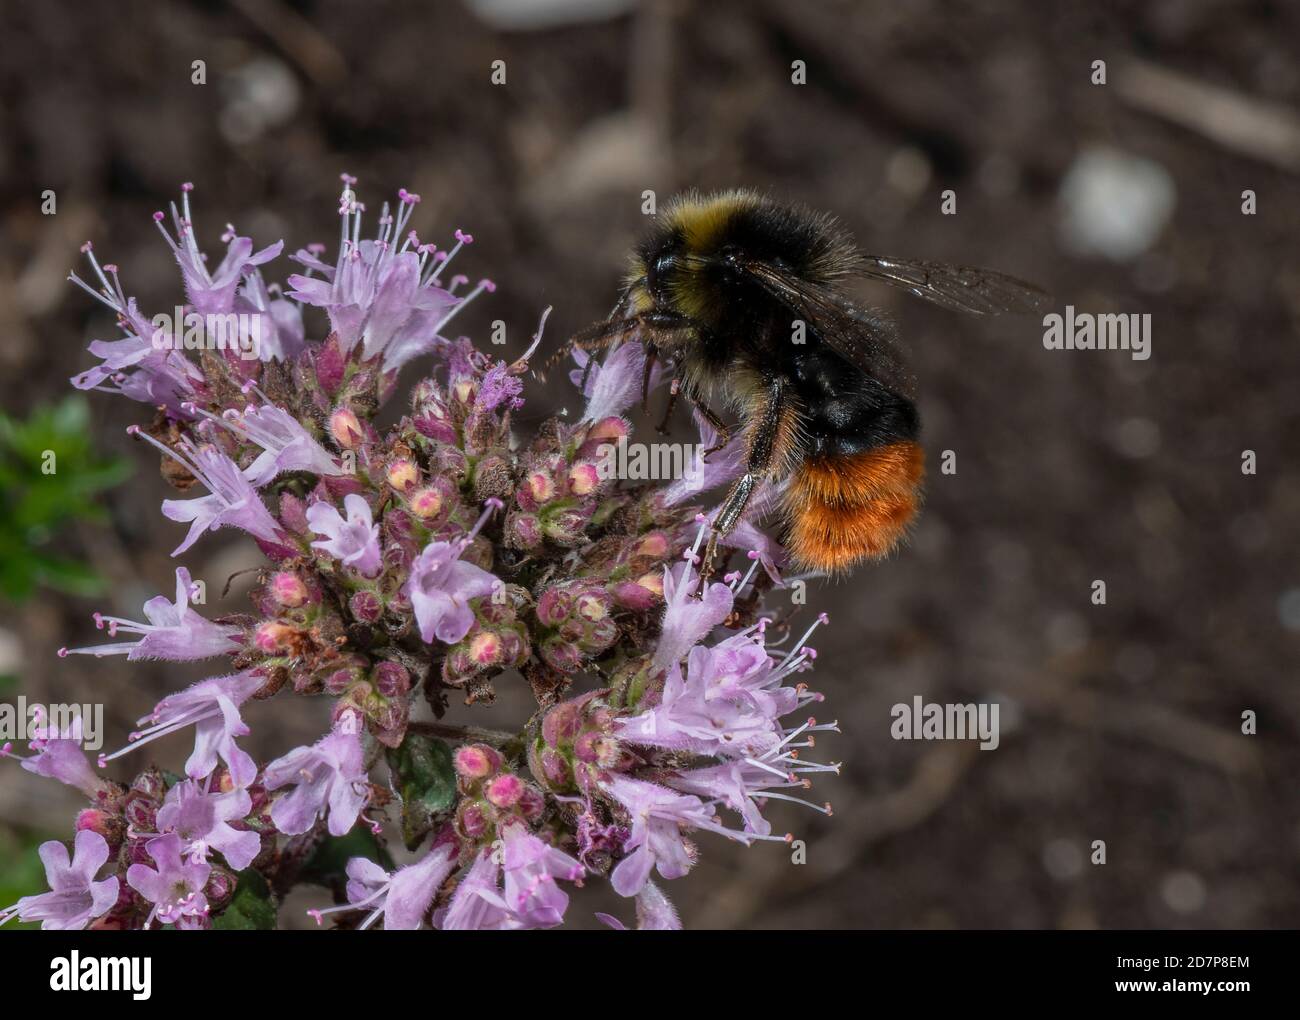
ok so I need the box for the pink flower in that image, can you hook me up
[2,712,107,799]
[126,833,211,928]
[603,774,744,897]
[499,822,584,927]
[127,431,283,555]
[103,671,264,788]
[661,410,746,507]
[650,560,735,674]
[572,341,663,422]
[60,567,241,662]
[287,182,485,373]
[0,830,119,930]
[68,247,204,414]
[618,570,831,758]
[439,850,516,930]
[237,269,305,362]
[263,728,369,837]
[405,540,500,645]
[189,402,345,486]
[156,780,260,871]
[307,494,382,577]
[153,184,283,317]
[665,741,835,838]
[437,828,584,930]
[310,842,459,930]
[596,880,681,930]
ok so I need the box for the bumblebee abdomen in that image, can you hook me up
[791,347,919,458]
[783,441,925,573]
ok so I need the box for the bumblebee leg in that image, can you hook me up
[540,315,643,382]
[701,377,786,577]
[656,376,681,434]
[685,391,731,458]
[640,343,660,412]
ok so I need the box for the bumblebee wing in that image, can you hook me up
[855,254,1050,315]
[739,258,917,397]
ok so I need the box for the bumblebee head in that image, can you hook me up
[625,191,750,327]
[627,189,854,327]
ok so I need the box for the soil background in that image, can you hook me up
[1,0,1297,929]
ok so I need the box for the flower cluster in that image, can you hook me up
[3,178,840,930]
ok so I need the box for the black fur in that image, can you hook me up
[635,193,916,462]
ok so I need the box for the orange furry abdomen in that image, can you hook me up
[784,442,925,573]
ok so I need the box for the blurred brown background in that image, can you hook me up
[1,0,1297,928]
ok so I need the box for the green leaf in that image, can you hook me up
[386,734,456,851]
[29,554,105,597]
[0,395,129,605]
[213,869,278,930]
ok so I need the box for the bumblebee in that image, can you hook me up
[560,189,1047,574]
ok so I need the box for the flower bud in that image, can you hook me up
[412,411,457,445]
[206,867,238,910]
[541,698,584,746]
[609,579,661,611]
[372,660,410,698]
[587,416,628,444]
[517,784,546,822]
[429,444,469,480]
[122,793,156,834]
[349,589,383,623]
[534,747,572,791]
[634,570,665,598]
[541,506,590,546]
[452,378,475,404]
[409,377,439,408]
[329,407,364,449]
[277,492,310,534]
[468,630,504,668]
[635,531,671,559]
[526,471,555,504]
[539,636,583,673]
[457,800,490,839]
[369,696,409,748]
[408,484,445,520]
[443,646,477,685]
[454,743,501,780]
[131,767,166,802]
[567,461,601,496]
[473,452,514,502]
[504,512,542,549]
[497,627,528,666]
[75,808,119,841]
[269,571,309,608]
[575,590,609,622]
[323,668,359,697]
[485,773,524,809]
[386,458,420,493]
[313,337,347,395]
[536,587,573,628]
[586,617,618,650]
[254,621,297,654]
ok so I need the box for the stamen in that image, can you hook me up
[428,278,493,336]
[462,498,504,546]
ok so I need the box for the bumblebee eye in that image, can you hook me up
[648,253,676,296]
